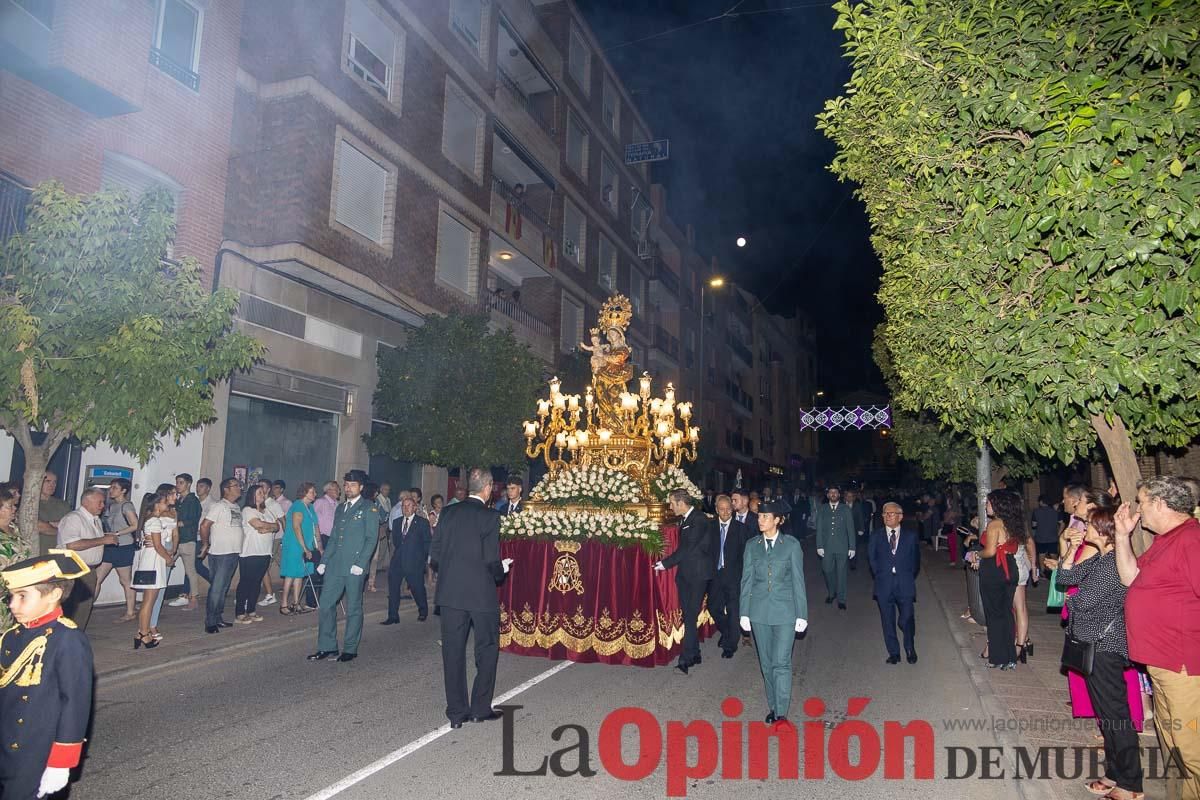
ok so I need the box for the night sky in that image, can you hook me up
[575,0,884,397]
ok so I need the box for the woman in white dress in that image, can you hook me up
[1011,527,1038,662]
[131,489,177,650]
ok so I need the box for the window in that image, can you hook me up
[598,235,616,292]
[443,80,485,181]
[101,152,182,256]
[600,154,618,215]
[435,206,479,296]
[566,110,588,178]
[568,23,589,93]
[152,0,202,89]
[449,0,485,58]
[562,198,586,265]
[630,267,645,316]
[345,0,404,106]
[332,137,390,246]
[560,295,584,354]
[602,77,620,138]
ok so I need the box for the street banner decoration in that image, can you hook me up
[800,405,893,431]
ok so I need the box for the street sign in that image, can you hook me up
[624,139,669,164]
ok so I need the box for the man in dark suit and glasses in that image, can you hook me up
[382,495,432,624]
[867,502,921,664]
[708,494,749,658]
[430,467,513,728]
[655,488,715,674]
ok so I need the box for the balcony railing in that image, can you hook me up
[492,176,552,234]
[150,48,200,91]
[651,324,680,361]
[727,335,753,367]
[497,67,556,138]
[0,173,31,241]
[649,257,681,296]
[482,294,552,338]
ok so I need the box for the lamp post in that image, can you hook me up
[696,276,726,482]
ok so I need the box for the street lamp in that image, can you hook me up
[696,275,727,475]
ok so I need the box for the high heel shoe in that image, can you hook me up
[1017,644,1028,664]
[1025,640,1033,657]
[135,632,159,650]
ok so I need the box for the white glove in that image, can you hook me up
[349,565,363,576]
[795,619,808,633]
[817,548,825,558]
[653,561,665,572]
[739,616,751,632]
[38,767,69,798]
[501,558,513,574]
[316,563,326,575]
[848,550,856,559]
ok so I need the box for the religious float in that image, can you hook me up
[499,294,711,666]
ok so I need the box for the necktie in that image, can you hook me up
[889,529,898,554]
[719,522,728,570]
[767,537,774,551]
[402,517,411,537]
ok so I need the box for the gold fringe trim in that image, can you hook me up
[500,602,713,660]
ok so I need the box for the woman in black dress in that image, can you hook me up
[975,489,1025,670]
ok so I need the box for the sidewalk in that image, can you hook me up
[87,575,404,680]
[922,545,1169,800]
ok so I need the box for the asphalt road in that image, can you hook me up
[77,541,1021,800]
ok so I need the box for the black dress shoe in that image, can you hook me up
[205,625,220,634]
[470,709,503,722]
[825,596,834,604]
[773,716,789,726]
[450,720,464,729]
[693,654,702,665]
[336,652,357,662]
[675,663,689,675]
[218,621,233,628]
[838,602,846,610]
[886,655,900,664]
[307,650,338,661]
[721,650,735,659]
[907,652,918,664]
[765,711,776,724]
[418,613,428,621]
[380,618,399,625]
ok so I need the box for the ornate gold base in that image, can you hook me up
[524,500,673,525]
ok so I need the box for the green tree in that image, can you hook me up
[0,182,264,551]
[367,313,543,475]
[820,0,1200,527]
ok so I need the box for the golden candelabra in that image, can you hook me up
[523,295,699,498]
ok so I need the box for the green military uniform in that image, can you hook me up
[739,532,807,719]
[813,501,855,604]
[316,494,383,656]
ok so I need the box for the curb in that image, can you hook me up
[924,557,1059,800]
[97,607,392,683]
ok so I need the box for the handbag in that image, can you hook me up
[1061,617,1118,677]
[132,569,158,586]
[1045,567,1066,608]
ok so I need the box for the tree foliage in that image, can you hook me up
[820,0,1200,504]
[0,182,264,548]
[368,313,543,472]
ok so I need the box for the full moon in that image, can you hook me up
[736,237,747,248]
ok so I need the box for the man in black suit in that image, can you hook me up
[382,495,432,624]
[496,478,524,516]
[731,488,757,532]
[708,494,749,658]
[430,467,512,728]
[867,502,921,664]
[655,488,714,674]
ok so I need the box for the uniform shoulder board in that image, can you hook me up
[59,617,78,629]
[370,505,379,513]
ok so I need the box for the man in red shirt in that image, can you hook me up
[1116,475,1200,800]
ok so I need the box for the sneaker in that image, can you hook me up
[168,596,190,607]
[258,594,277,607]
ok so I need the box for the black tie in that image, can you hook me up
[889,530,897,553]
[767,538,774,551]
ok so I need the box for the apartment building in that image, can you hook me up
[0,0,243,495]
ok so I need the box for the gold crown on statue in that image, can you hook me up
[553,539,583,553]
[599,295,633,331]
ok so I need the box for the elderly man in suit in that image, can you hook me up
[814,486,856,609]
[868,502,921,664]
[655,488,715,674]
[708,494,750,658]
[381,495,433,624]
[739,498,808,726]
[430,467,513,728]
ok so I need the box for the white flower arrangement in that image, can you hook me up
[500,507,664,555]
[531,465,643,507]
[651,466,703,502]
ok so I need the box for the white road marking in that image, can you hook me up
[301,660,575,800]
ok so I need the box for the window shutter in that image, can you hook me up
[335,139,387,243]
[436,211,474,294]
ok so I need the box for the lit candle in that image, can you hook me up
[568,395,580,410]
[689,426,700,441]
[555,432,568,448]
[639,372,652,396]
[524,421,537,437]
[567,434,578,450]
[621,393,637,411]
[663,436,674,450]
[650,398,663,414]
[576,430,589,446]
[553,394,566,410]
[664,385,675,405]
[598,428,612,443]
[656,421,670,437]
[678,402,691,419]
[537,399,550,417]
[549,376,562,396]
[585,392,594,409]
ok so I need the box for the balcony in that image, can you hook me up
[650,324,680,362]
[497,67,555,139]
[481,294,554,362]
[493,176,551,233]
[727,335,753,368]
[649,255,680,296]
[149,47,199,91]
[0,173,32,241]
